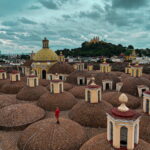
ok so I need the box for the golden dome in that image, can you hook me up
[33,48,58,61]
[33,38,58,62]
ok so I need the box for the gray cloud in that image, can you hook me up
[1,21,18,26]
[0,0,32,16]
[79,11,101,20]
[104,6,130,26]
[17,33,42,41]
[19,17,37,25]
[39,0,59,9]
[77,4,104,20]
[112,0,148,9]
[0,0,150,54]
[104,3,146,27]
[28,5,41,10]
[39,0,75,9]
[62,15,71,20]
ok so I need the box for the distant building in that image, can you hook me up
[125,49,137,61]
[90,36,100,44]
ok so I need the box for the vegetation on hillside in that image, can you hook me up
[56,40,150,57]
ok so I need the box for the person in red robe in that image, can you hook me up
[55,107,60,124]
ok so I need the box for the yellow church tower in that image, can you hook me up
[100,59,111,73]
[87,64,93,71]
[125,49,137,61]
[58,52,65,62]
[32,38,58,79]
[74,63,85,71]
[125,63,131,74]
[85,77,101,103]
[107,93,141,150]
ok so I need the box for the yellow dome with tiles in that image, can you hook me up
[33,38,58,62]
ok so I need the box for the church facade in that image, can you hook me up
[31,38,58,79]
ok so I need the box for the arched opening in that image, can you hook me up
[120,126,128,147]
[49,75,52,80]
[132,70,134,76]
[134,124,138,144]
[34,78,37,87]
[136,69,139,77]
[106,83,109,90]
[87,90,91,102]
[42,70,46,79]
[16,75,19,81]
[98,90,101,102]
[59,84,62,93]
[146,100,149,113]
[27,79,29,86]
[51,84,54,93]
[35,70,37,76]
[142,89,146,96]
[80,79,83,85]
[110,122,113,142]
[2,73,5,79]
[59,76,63,80]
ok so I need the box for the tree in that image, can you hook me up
[128,45,134,50]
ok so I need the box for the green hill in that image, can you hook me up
[56,40,150,57]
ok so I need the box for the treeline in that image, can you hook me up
[56,41,150,57]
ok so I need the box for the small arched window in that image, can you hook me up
[98,90,101,102]
[16,75,19,81]
[2,73,5,79]
[34,78,37,87]
[51,84,54,93]
[59,84,62,93]
[87,91,91,102]
[110,122,113,141]
[120,126,128,147]
[146,100,149,113]
[136,69,139,77]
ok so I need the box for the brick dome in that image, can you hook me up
[18,118,87,150]
[16,86,48,101]
[1,81,25,94]
[68,101,112,128]
[121,77,150,96]
[140,114,150,143]
[80,133,150,150]
[37,91,77,111]
[0,104,45,129]
[69,86,86,99]
[48,62,74,74]
[102,92,141,109]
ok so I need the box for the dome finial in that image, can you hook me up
[103,58,106,63]
[135,61,139,66]
[90,77,96,86]
[118,93,129,112]
[128,63,131,66]
[30,70,35,75]
[54,73,59,80]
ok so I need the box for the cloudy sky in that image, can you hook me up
[0,0,149,54]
